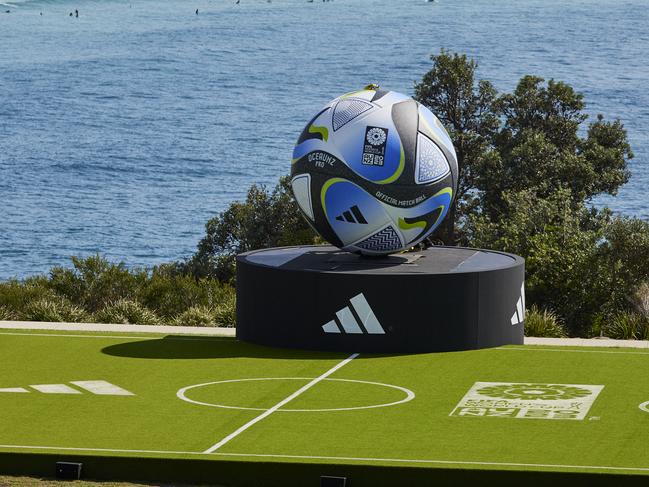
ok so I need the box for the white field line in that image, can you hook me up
[29,384,81,394]
[1,444,649,474]
[177,377,415,412]
[0,331,233,341]
[202,353,360,454]
[71,380,134,396]
[501,347,649,356]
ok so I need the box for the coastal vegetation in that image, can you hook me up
[1,51,648,338]
[0,255,236,327]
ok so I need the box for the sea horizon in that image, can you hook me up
[1,0,647,279]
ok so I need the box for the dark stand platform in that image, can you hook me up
[236,246,525,353]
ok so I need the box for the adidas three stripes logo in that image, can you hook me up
[335,205,368,224]
[322,293,385,335]
[511,282,526,325]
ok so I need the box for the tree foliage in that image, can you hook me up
[179,176,319,281]
[412,50,643,335]
[414,51,499,243]
[414,51,633,242]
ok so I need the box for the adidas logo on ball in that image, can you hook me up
[335,205,368,224]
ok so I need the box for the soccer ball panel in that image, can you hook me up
[322,178,392,247]
[332,98,374,131]
[384,188,453,246]
[332,106,403,184]
[291,174,314,221]
[415,133,451,184]
[349,224,404,255]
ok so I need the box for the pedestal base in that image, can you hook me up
[236,246,525,353]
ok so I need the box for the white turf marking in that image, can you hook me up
[0,387,29,393]
[1,445,649,474]
[177,377,415,412]
[29,384,81,394]
[71,380,134,396]
[639,401,649,413]
[0,331,233,341]
[202,353,360,454]
[501,347,649,356]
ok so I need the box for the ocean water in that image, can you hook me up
[0,0,647,279]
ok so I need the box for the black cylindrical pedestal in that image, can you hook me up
[236,246,524,353]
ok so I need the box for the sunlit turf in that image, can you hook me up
[0,329,648,477]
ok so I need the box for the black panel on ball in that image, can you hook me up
[237,246,525,353]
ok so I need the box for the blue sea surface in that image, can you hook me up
[0,0,647,279]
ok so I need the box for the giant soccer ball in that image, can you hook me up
[290,87,458,255]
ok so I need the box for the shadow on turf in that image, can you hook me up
[101,336,354,360]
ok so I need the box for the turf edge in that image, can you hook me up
[1,452,648,487]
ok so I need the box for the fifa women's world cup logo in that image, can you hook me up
[362,126,388,166]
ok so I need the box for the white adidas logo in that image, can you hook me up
[322,293,385,335]
[511,282,526,325]
[0,380,134,396]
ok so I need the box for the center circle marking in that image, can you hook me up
[639,401,649,413]
[177,377,415,412]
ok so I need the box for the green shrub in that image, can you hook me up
[631,282,649,319]
[206,285,237,328]
[1,255,238,327]
[0,305,15,321]
[21,298,89,323]
[0,278,58,317]
[94,299,160,326]
[524,305,567,338]
[171,306,217,327]
[214,299,236,328]
[138,272,234,319]
[48,255,148,312]
[603,312,649,340]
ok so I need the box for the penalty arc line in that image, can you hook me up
[202,352,360,454]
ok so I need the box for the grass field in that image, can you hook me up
[1,329,649,486]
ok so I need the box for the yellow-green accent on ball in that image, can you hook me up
[308,124,329,142]
[433,187,454,227]
[320,177,346,220]
[376,142,405,185]
[398,218,426,231]
[340,89,371,100]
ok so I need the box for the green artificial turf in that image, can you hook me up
[1,329,648,481]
